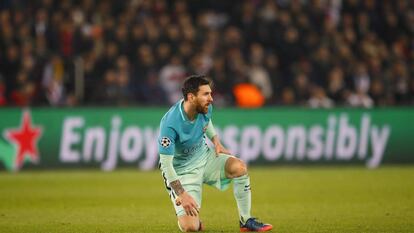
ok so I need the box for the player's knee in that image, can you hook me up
[178,220,200,232]
[227,158,247,178]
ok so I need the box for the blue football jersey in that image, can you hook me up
[158,99,212,171]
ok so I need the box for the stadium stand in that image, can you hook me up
[0,0,413,107]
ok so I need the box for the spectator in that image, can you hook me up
[345,89,374,108]
[326,66,347,104]
[308,85,334,108]
[293,73,310,106]
[95,69,119,105]
[41,55,67,106]
[10,72,36,106]
[159,56,186,105]
[280,87,296,106]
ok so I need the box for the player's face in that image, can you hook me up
[194,85,213,114]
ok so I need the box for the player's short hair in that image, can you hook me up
[182,74,212,100]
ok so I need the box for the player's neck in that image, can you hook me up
[183,100,197,121]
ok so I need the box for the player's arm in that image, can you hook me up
[158,124,199,216]
[159,154,199,216]
[205,119,231,155]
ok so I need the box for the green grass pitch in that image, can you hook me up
[0,166,413,233]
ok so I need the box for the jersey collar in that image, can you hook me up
[179,99,197,123]
[179,99,187,121]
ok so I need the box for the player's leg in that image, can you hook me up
[224,156,248,178]
[160,167,204,232]
[225,157,251,223]
[203,152,250,220]
[225,157,273,232]
[176,182,204,232]
[203,151,272,232]
[176,177,204,232]
[178,215,204,232]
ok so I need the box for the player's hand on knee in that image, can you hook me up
[214,142,231,156]
[176,192,199,216]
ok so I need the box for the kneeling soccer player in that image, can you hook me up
[158,75,272,232]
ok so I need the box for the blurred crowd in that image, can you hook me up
[0,0,414,108]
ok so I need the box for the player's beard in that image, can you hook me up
[195,101,209,114]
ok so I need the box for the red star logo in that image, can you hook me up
[5,111,43,170]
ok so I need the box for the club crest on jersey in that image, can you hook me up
[160,137,172,148]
